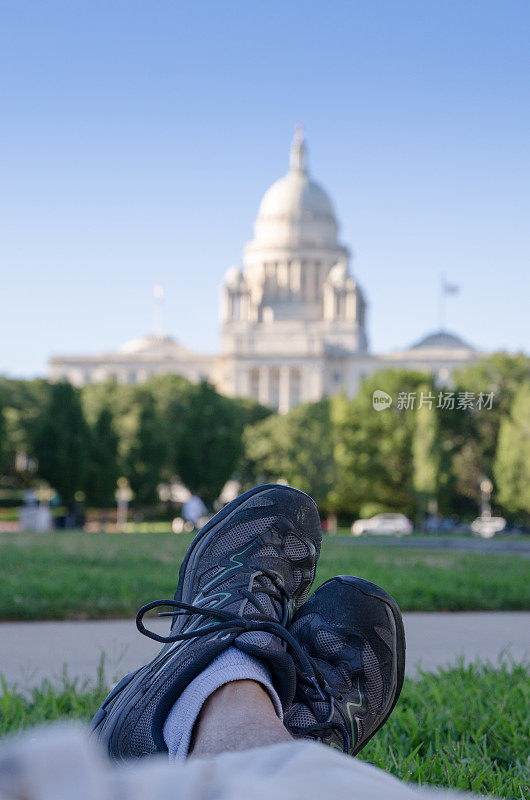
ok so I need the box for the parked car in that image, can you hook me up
[470,516,506,538]
[351,513,413,536]
[424,516,458,533]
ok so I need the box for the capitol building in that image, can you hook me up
[49,130,480,412]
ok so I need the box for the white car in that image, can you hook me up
[351,513,413,537]
[470,516,506,539]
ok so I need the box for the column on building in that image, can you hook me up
[235,369,251,398]
[290,368,302,407]
[278,365,291,414]
[258,366,270,406]
[323,260,358,321]
[249,368,260,401]
[289,259,301,295]
[222,267,250,323]
[269,368,280,410]
[306,361,323,402]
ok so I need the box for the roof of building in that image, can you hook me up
[411,330,474,350]
[120,334,190,357]
[248,127,341,250]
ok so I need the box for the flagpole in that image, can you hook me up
[153,283,164,338]
[439,276,460,331]
[439,272,445,331]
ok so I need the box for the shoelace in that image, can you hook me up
[136,596,328,701]
[237,566,291,627]
[287,647,365,753]
[288,671,352,751]
[136,580,354,751]
[137,563,292,640]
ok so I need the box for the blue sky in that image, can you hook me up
[1,1,529,376]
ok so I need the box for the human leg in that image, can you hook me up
[189,680,292,758]
[89,484,322,760]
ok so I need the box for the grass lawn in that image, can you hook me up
[0,531,529,620]
[1,660,528,798]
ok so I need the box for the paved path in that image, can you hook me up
[1,613,528,690]
[334,535,530,556]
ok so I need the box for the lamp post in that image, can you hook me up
[479,476,493,519]
[115,477,133,532]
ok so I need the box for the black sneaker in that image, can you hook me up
[283,576,405,756]
[89,484,322,760]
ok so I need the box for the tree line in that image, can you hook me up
[0,352,529,521]
[0,376,269,508]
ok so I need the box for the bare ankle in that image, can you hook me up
[190,680,291,757]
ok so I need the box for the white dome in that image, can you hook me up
[120,334,188,357]
[248,130,339,250]
[327,259,349,286]
[258,171,336,224]
[411,331,475,351]
[224,265,246,289]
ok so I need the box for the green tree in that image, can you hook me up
[412,385,441,522]
[126,394,167,505]
[82,380,143,468]
[147,375,192,474]
[85,407,120,507]
[448,353,530,510]
[0,378,51,479]
[82,375,193,484]
[332,370,434,517]
[0,401,5,474]
[494,382,530,518]
[243,399,336,513]
[175,382,242,506]
[231,397,273,428]
[32,382,90,505]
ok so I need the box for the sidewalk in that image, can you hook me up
[1,612,529,690]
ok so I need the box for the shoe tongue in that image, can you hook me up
[243,572,282,622]
[237,573,284,653]
[289,699,331,729]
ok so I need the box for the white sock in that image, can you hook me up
[162,646,283,760]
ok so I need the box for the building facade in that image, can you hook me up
[48,131,480,410]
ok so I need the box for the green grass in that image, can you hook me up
[1,661,528,798]
[0,531,529,620]
[366,661,530,798]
